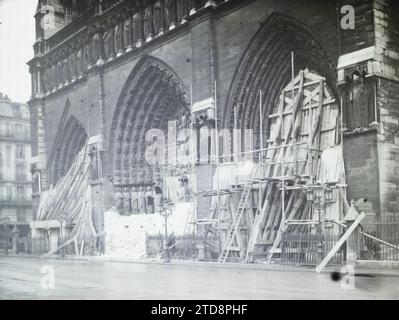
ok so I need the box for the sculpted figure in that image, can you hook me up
[145,186,155,214]
[115,188,124,213]
[83,43,90,70]
[188,0,199,15]
[123,188,132,214]
[143,5,154,42]
[177,0,189,23]
[103,27,114,60]
[114,22,124,56]
[137,186,146,214]
[49,64,56,91]
[57,60,63,87]
[348,72,374,129]
[42,68,49,94]
[131,187,138,214]
[123,15,133,51]
[154,186,163,213]
[132,11,143,47]
[69,52,77,80]
[164,0,177,29]
[76,48,83,77]
[63,55,71,84]
[153,0,164,35]
[92,31,102,64]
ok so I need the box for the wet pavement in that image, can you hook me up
[0,256,398,299]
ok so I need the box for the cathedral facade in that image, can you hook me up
[28,0,399,236]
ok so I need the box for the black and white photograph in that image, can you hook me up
[0,0,399,305]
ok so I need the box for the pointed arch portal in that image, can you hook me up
[224,13,337,151]
[109,56,190,186]
[51,114,87,186]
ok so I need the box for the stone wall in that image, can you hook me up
[377,78,399,216]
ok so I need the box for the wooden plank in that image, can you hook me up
[315,212,365,273]
[41,237,75,259]
[74,236,79,255]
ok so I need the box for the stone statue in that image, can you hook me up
[83,43,90,70]
[143,5,154,42]
[103,27,114,61]
[348,72,374,130]
[92,31,102,64]
[123,188,132,214]
[177,176,191,202]
[63,56,70,84]
[153,0,164,35]
[42,68,49,94]
[164,0,177,29]
[114,22,124,56]
[115,188,124,212]
[69,52,77,81]
[76,48,83,77]
[145,186,155,214]
[88,146,98,182]
[137,186,146,214]
[133,11,143,47]
[131,187,138,214]
[154,186,163,213]
[177,0,189,23]
[188,0,199,15]
[123,15,133,51]
[50,64,56,91]
[57,60,63,87]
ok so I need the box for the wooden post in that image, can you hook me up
[74,236,79,255]
[316,211,365,273]
[344,201,362,265]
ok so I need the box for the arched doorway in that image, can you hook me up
[51,115,87,186]
[109,56,191,188]
[224,13,337,150]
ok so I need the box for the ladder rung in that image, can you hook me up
[225,246,240,251]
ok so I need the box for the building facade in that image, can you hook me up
[0,93,33,242]
[28,0,399,238]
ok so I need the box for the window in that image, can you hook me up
[6,123,13,137]
[17,209,26,222]
[12,104,22,118]
[16,164,26,180]
[17,185,25,201]
[15,124,23,137]
[6,185,12,200]
[16,145,24,158]
[6,145,12,168]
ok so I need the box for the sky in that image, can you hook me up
[0,0,37,103]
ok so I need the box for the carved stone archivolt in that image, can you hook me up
[51,115,88,186]
[109,56,190,190]
[225,13,336,151]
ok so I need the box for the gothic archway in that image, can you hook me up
[109,55,190,186]
[225,13,337,149]
[51,114,87,186]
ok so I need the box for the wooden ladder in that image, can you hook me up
[218,167,258,263]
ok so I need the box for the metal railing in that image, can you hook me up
[280,229,345,266]
[146,234,221,261]
[359,215,399,261]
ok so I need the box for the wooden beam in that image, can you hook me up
[315,212,365,273]
[41,237,75,259]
